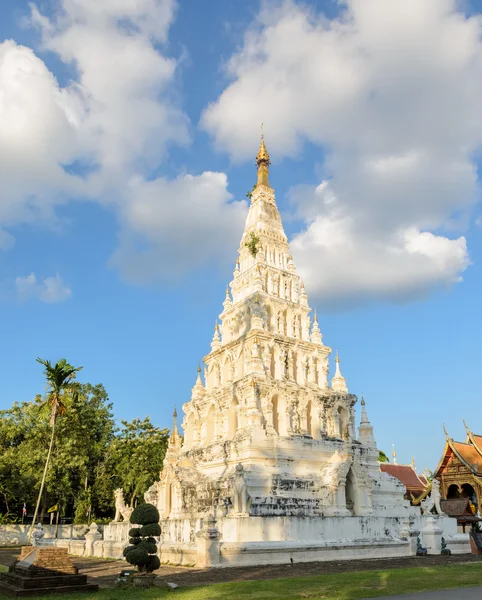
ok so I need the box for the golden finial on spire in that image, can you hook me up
[335,350,339,363]
[197,364,201,374]
[392,442,397,464]
[173,406,177,418]
[256,125,271,187]
[361,395,365,406]
[314,309,318,323]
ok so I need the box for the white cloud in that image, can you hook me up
[0,0,245,281]
[202,0,482,306]
[110,172,247,282]
[16,273,72,303]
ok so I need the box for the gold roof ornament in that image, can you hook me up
[255,125,271,188]
[256,128,271,165]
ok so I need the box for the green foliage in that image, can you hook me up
[245,231,260,257]
[146,555,160,572]
[378,450,390,463]
[95,417,169,510]
[129,527,141,537]
[0,362,168,524]
[123,545,136,558]
[131,503,160,525]
[0,383,115,520]
[138,541,157,554]
[125,503,160,573]
[245,183,256,200]
[140,522,161,537]
[124,547,149,566]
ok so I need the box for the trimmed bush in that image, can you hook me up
[123,545,136,558]
[146,555,160,572]
[140,522,161,537]
[130,503,160,525]
[138,541,157,554]
[125,502,161,574]
[125,547,149,566]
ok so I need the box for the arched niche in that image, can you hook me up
[306,400,314,438]
[272,395,280,435]
[205,405,215,444]
[184,412,195,449]
[228,397,239,439]
[337,405,349,438]
[345,468,357,515]
[223,355,234,383]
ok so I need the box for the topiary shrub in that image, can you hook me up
[124,503,161,574]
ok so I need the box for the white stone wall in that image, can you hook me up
[0,524,91,546]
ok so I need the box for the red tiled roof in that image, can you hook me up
[380,463,428,492]
[471,434,482,457]
[451,441,482,475]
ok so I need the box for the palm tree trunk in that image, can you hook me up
[28,408,57,540]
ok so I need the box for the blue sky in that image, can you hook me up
[1,0,482,472]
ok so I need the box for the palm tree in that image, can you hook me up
[28,358,83,538]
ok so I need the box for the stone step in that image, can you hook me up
[0,579,98,597]
[0,572,88,589]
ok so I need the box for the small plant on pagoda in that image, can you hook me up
[245,230,260,257]
[246,183,256,200]
[123,503,161,574]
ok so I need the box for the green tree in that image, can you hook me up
[0,383,115,523]
[29,358,83,536]
[378,450,390,463]
[97,417,169,508]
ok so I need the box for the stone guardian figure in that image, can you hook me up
[232,464,250,515]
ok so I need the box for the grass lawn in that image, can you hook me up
[0,563,481,600]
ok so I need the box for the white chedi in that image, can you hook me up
[149,136,417,567]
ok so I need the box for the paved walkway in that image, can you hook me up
[363,587,482,599]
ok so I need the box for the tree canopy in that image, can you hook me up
[0,382,169,523]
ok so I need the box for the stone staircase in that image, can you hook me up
[0,547,98,597]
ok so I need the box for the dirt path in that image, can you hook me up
[1,547,481,589]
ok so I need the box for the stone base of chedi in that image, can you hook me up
[139,137,469,568]
[0,547,98,597]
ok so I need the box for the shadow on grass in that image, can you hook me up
[1,562,481,600]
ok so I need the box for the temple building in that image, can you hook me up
[143,137,466,566]
[379,446,429,505]
[433,422,482,530]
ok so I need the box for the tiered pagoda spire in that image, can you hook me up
[358,396,376,448]
[181,134,359,449]
[331,352,348,393]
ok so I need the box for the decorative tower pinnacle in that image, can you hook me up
[311,310,322,345]
[167,406,182,454]
[256,127,271,188]
[331,351,348,392]
[358,396,377,448]
[392,442,398,464]
[223,286,232,310]
[211,322,221,350]
[191,364,205,400]
[299,280,309,307]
